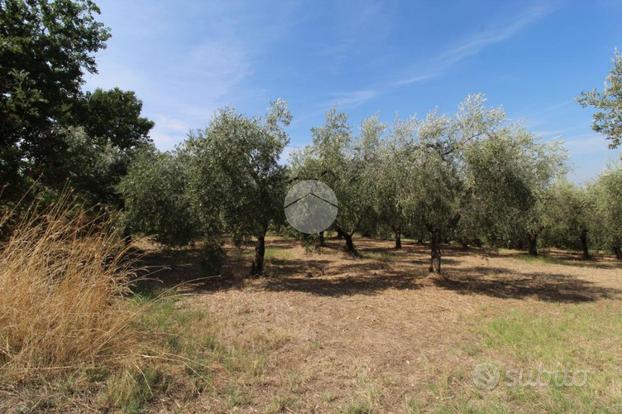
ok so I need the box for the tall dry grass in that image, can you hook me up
[0,197,141,382]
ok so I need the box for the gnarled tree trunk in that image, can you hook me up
[579,230,590,260]
[394,227,402,249]
[336,227,357,256]
[429,229,442,274]
[251,234,266,276]
[613,245,622,260]
[527,234,538,256]
[318,231,325,246]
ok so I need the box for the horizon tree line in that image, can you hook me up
[2,0,622,276]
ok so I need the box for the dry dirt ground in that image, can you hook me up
[138,236,622,413]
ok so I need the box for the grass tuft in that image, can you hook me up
[0,197,141,382]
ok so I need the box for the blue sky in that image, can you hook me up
[85,0,622,183]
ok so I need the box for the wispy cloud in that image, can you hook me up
[86,0,301,149]
[563,133,612,156]
[563,133,621,183]
[321,2,556,111]
[149,115,191,150]
[316,0,393,72]
[435,3,553,67]
[327,89,379,108]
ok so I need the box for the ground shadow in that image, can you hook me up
[502,251,622,270]
[435,266,622,302]
[128,237,622,302]
[262,271,424,297]
[267,257,332,277]
[130,246,243,295]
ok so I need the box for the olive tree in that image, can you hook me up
[292,109,375,255]
[592,166,622,259]
[578,50,622,149]
[400,136,462,273]
[187,100,291,275]
[541,181,594,259]
[463,127,566,255]
[368,117,417,249]
[118,147,198,246]
[397,95,507,273]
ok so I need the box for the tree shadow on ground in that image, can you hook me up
[435,266,622,302]
[502,251,622,270]
[266,257,332,277]
[261,271,424,297]
[262,251,429,296]
[128,238,622,302]
[130,246,244,295]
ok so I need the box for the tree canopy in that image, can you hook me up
[578,50,622,149]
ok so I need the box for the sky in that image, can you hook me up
[84,0,622,183]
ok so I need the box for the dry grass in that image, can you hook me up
[0,198,268,413]
[164,236,622,413]
[0,198,140,381]
[3,220,622,412]
[0,199,215,413]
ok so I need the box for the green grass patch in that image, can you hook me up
[470,304,622,412]
[413,303,622,413]
[264,246,294,261]
[362,251,396,261]
[478,304,622,364]
[509,253,570,266]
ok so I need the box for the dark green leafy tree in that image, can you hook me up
[578,50,622,149]
[70,88,154,205]
[0,0,110,195]
[61,125,127,206]
[77,88,154,150]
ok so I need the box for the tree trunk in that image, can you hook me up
[579,230,590,260]
[251,234,265,276]
[527,234,538,256]
[318,231,325,246]
[336,227,357,256]
[344,233,356,255]
[429,229,441,274]
[394,228,402,249]
[613,245,622,260]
